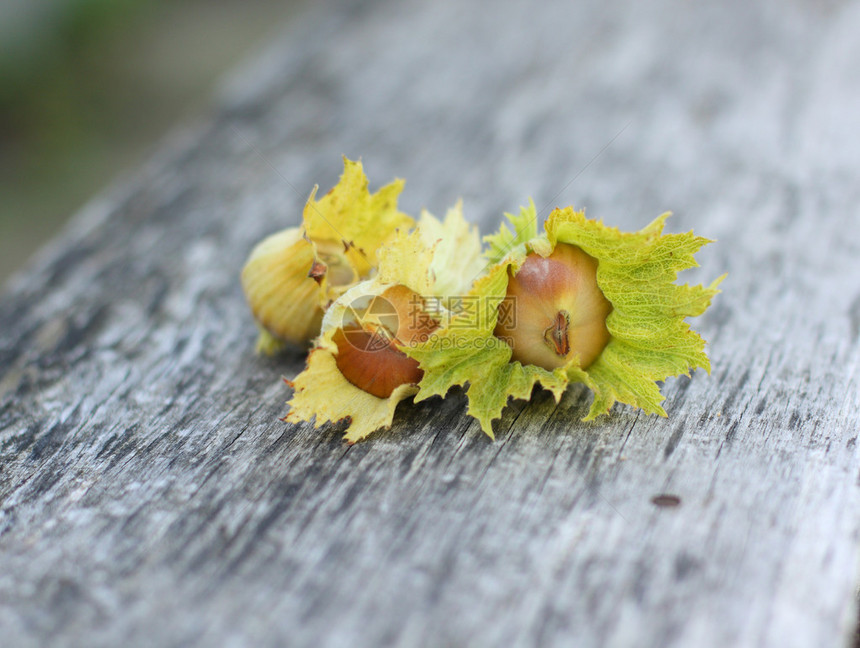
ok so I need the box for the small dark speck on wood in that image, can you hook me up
[651,494,682,508]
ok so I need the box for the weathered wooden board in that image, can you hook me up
[1,0,859,646]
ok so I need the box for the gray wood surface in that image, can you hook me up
[1,0,859,646]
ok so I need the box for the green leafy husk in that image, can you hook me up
[405,204,724,437]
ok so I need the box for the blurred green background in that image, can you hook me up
[0,0,302,286]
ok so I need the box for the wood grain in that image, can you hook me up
[1,0,859,646]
